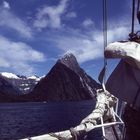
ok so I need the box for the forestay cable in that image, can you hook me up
[98,0,108,91]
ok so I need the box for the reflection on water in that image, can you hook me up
[0,100,104,140]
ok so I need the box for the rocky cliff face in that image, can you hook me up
[29,53,100,101]
[59,53,100,97]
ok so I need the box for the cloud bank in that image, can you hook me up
[51,21,130,63]
[0,35,45,75]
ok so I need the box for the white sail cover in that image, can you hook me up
[105,41,140,69]
[106,60,140,110]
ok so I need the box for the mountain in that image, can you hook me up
[27,53,101,101]
[0,53,100,102]
[0,74,19,95]
[0,75,21,102]
[0,72,41,95]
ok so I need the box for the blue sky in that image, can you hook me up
[0,0,137,81]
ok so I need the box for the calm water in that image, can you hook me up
[0,100,103,140]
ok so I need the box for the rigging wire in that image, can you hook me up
[102,0,108,90]
[98,0,108,90]
[130,0,140,41]
[137,0,140,13]
[131,0,135,35]
[137,0,140,24]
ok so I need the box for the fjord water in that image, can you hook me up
[0,100,102,140]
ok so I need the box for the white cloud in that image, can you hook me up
[66,12,77,18]
[55,36,102,63]
[34,0,69,30]
[51,21,129,63]
[0,6,32,38]
[0,36,45,75]
[107,26,129,42]
[82,18,94,28]
[3,1,10,9]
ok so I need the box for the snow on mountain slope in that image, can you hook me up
[0,72,43,95]
[1,72,20,79]
[28,75,41,81]
[28,76,38,80]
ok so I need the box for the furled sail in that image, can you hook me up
[105,41,140,110]
[104,41,140,70]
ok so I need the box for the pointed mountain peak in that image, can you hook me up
[57,53,80,73]
[62,52,76,58]
[30,52,100,101]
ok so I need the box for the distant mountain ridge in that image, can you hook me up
[0,72,42,95]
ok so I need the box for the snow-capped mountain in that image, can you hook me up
[0,72,42,95]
